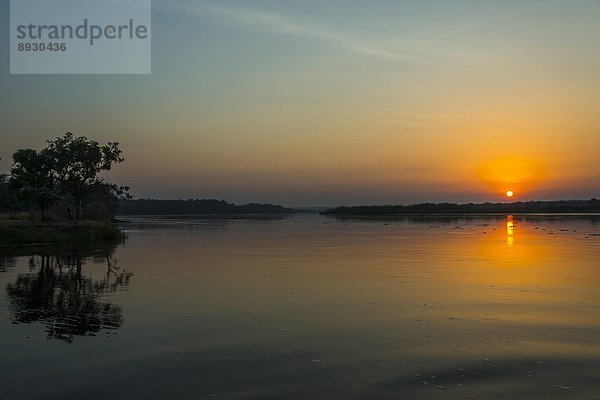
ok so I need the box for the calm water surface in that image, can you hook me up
[1,214,599,399]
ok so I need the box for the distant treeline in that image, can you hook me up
[118,199,295,215]
[323,199,600,215]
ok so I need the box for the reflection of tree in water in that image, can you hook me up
[0,256,16,272]
[5,246,132,343]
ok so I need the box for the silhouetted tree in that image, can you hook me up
[0,170,19,212]
[9,150,58,219]
[43,133,128,221]
[9,133,129,221]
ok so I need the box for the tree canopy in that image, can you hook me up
[9,133,129,221]
[0,164,20,212]
[9,149,58,218]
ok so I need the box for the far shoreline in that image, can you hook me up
[321,199,600,215]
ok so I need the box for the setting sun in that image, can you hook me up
[506,190,514,198]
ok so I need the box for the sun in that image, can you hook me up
[505,190,514,198]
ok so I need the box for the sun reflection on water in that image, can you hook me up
[506,214,514,247]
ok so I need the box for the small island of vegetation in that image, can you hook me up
[0,133,128,245]
[1,133,297,245]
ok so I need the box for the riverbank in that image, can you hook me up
[0,219,123,246]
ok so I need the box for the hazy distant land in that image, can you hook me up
[118,198,296,215]
[118,198,600,216]
[323,199,600,215]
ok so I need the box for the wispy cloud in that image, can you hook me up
[154,0,456,64]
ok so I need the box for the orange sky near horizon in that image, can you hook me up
[1,1,599,205]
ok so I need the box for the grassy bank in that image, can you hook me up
[0,219,123,246]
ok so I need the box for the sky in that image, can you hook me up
[1,0,599,206]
